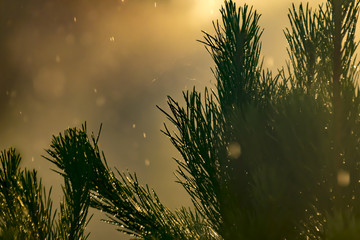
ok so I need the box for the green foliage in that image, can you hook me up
[2,0,360,239]
[45,124,214,239]
[200,2,263,111]
[160,0,360,239]
[44,126,93,240]
[0,149,55,240]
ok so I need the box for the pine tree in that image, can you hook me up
[1,0,360,239]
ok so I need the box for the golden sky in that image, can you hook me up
[0,0,331,239]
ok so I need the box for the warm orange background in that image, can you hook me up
[0,0,330,239]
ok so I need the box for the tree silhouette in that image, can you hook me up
[1,0,360,239]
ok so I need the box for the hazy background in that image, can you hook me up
[0,0,324,238]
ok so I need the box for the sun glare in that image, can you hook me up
[191,0,222,21]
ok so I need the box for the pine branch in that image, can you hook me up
[0,148,55,239]
[45,124,215,239]
[44,125,94,240]
[199,1,263,115]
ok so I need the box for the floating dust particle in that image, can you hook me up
[145,159,150,166]
[337,169,350,187]
[227,142,241,159]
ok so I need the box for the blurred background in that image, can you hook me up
[0,0,323,238]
